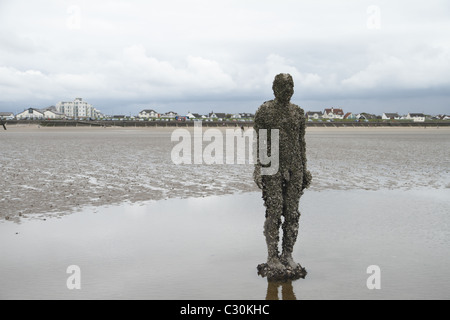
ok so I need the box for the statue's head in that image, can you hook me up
[272,73,294,104]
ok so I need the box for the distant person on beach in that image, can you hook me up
[254,73,312,276]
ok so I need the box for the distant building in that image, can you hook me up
[306,111,323,120]
[382,113,401,120]
[239,113,254,119]
[0,112,15,120]
[139,109,160,119]
[216,113,227,120]
[344,112,356,120]
[230,113,254,120]
[406,113,425,122]
[208,112,218,119]
[208,112,227,120]
[356,113,377,120]
[161,111,178,119]
[56,98,101,119]
[45,106,57,112]
[186,112,203,119]
[93,109,104,119]
[185,112,194,119]
[323,108,344,119]
[44,109,65,119]
[16,108,45,120]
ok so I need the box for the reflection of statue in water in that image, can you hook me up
[266,281,297,300]
[254,73,312,281]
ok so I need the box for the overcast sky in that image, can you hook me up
[1,0,449,116]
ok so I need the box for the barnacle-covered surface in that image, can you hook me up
[257,262,307,281]
[253,73,311,276]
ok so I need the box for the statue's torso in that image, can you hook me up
[255,101,305,172]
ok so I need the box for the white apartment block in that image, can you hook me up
[56,98,102,119]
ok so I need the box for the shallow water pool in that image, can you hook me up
[1,189,449,300]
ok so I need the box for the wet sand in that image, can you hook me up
[1,126,449,222]
[1,126,449,300]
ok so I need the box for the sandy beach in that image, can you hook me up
[1,125,449,300]
[1,125,449,221]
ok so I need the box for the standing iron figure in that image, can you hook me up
[254,73,312,281]
[1,118,6,130]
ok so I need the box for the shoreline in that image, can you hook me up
[2,184,448,224]
[2,119,450,130]
[3,123,450,132]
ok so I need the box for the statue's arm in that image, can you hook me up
[299,110,312,190]
[253,108,263,189]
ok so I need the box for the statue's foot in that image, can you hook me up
[267,257,285,271]
[257,257,284,279]
[256,253,307,280]
[280,254,299,269]
[257,262,307,281]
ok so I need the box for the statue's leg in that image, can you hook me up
[281,171,303,268]
[265,281,280,300]
[262,174,284,270]
[281,281,297,300]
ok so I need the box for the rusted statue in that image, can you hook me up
[254,73,312,281]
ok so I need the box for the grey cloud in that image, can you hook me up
[1,0,449,115]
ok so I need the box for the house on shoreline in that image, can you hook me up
[44,109,65,119]
[356,113,378,120]
[209,112,227,120]
[16,107,67,120]
[323,108,344,120]
[163,111,178,119]
[16,108,45,120]
[0,112,15,120]
[344,112,356,120]
[407,113,425,122]
[239,112,254,119]
[438,114,450,120]
[186,112,204,119]
[306,111,323,120]
[139,109,160,119]
[382,113,401,120]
